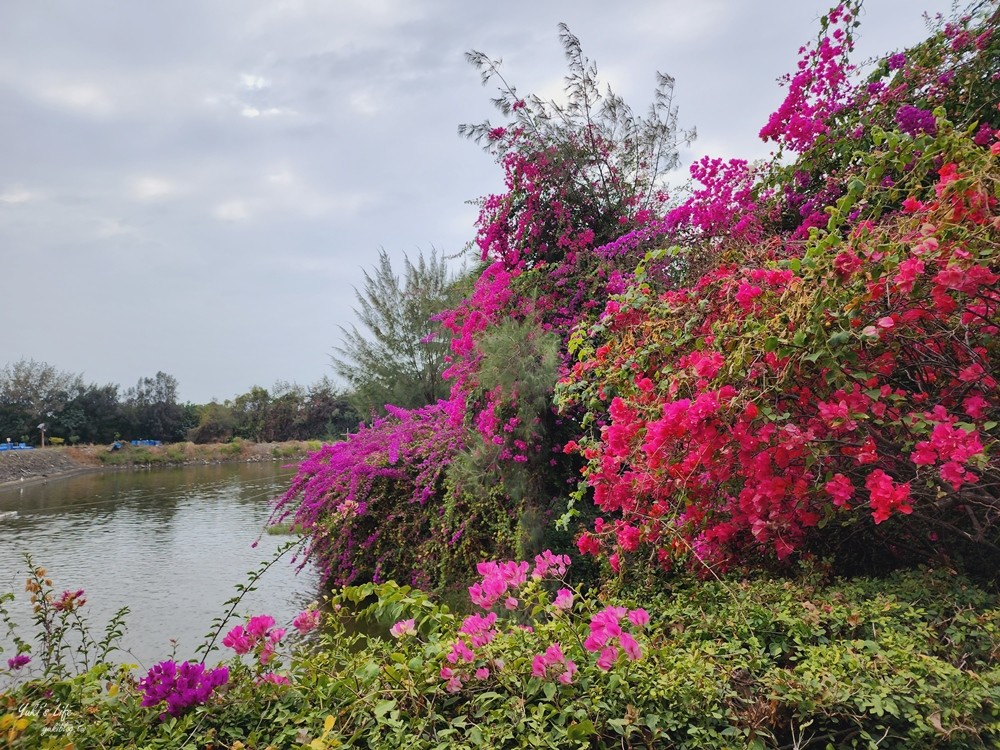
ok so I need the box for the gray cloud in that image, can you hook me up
[0,0,952,402]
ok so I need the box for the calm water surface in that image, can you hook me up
[0,461,317,671]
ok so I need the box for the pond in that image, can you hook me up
[0,461,318,674]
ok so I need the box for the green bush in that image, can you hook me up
[2,563,997,748]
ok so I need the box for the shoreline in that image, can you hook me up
[0,465,103,491]
[0,440,316,491]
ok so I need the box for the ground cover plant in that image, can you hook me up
[1,555,998,748]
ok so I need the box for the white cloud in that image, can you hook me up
[213,200,251,221]
[243,0,423,41]
[239,105,290,118]
[266,166,294,186]
[38,83,114,116]
[622,0,730,47]
[130,177,175,201]
[0,187,40,204]
[349,89,380,117]
[241,73,270,90]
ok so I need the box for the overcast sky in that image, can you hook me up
[0,0,952,404]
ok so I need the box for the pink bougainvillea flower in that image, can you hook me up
[553,588,574,610]
[293,608,321,635]
[245,614,276,639]
[222,625,253,655]
[627,609,650,628]
[596,646,618,671]
[258,672,291,685]
[389,618,417,639]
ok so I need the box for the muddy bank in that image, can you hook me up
[0,441,317,489]
[0,449,92,487]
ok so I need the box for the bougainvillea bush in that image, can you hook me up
[559,1,1000,576]
[273,402,526,590]
[277,1,998,588]
[278,25,696,588]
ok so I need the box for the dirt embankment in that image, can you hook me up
[0,441,316,489]
[0,449,91,486]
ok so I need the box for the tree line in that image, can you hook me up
[0,360,358,446]
[0,246,463,448]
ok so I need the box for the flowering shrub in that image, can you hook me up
[272,402,524,590]
[558,2,1000,575]
[444,35,693,477]
[1,557,130,680]
[318,563,999,748]
[408,550,653,696]
[273,2,999,588]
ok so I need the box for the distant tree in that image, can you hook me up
[188,401,236,444]
[232,386,271,442]
[262,381,304,442]
[122,371,185,442]
[53,383,122,444]
[333,248,465,418]
[296,377,359,440]
[223,379,358,442]
[0,359,84,443]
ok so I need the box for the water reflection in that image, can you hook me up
[0,462,317,671]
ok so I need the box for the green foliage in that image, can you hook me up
[448,319,562,505]
[188,399,236,443]
[333,248,467,418]
[122,371,189,443]
[220,437,245,458]
[2,567,997,748]
[0,359,85,444]
[224,379,357,443]
[96,444,168,466]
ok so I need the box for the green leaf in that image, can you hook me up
[567,720,596,741]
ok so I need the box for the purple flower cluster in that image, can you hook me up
[895,104,937,136]
[6,654,30,671]
[271,401,466,585]
[139,660,229,718]
[886,52,907,70]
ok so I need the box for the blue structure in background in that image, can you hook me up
[130,439,162,447]
[0,443,33,451]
